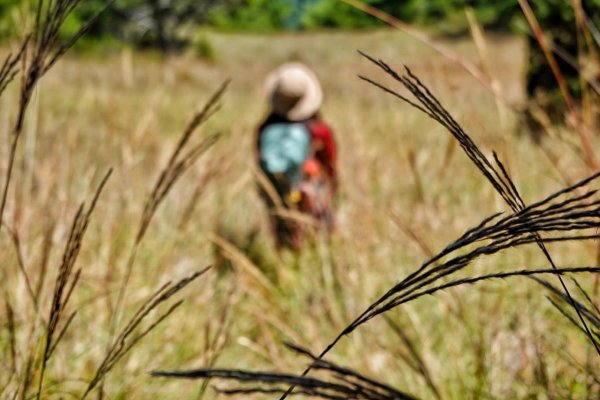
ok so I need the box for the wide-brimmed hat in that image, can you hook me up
[265,62,323,121]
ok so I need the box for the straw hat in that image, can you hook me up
[265,62,323,121]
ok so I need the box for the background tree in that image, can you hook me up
[207,0,293,31]
[523,0,600,128]
[1,0,597,120]
[0,0,238,50]
[101,0,239,50]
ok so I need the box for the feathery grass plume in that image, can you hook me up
[394,267,600,307]
[357,53,599,355]
[0,0,115,229]
[341,173,600,340]
[191,257,600,396]
[152,343,417,400]
[274,60,600,399]
[287,173,600,395]
[36,169,112,399]
[112,80,228,325]
[82,266,211,398]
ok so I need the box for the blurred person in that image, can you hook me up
[256,62,337,249]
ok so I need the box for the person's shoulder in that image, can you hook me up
[308,116,333,136]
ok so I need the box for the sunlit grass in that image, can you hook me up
[1,29,598,398]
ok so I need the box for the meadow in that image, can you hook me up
[1,28,599,398]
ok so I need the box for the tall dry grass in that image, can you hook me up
[1,10,599,400]
[0,2,225,398]
[155,56,600,399]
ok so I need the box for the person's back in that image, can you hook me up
[256,63,337,249]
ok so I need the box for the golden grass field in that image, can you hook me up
[1,29,599,398]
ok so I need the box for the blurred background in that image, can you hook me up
[1,1,600,398]
[2,0,598,122]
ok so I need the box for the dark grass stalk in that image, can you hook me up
[545,292,600,394]
[532,277,600,330]
[82,267,211,399]
[572,278,600,316]
[276,60,600,398]
[159,266,600,398]
[546,297,597,341]
[356,54,600,355]
[35,169,112,400]
[395,267,600,308]
[286,344,406,397]
[152,343,417,400]
[0,0,115,231]
[354,180,600,321]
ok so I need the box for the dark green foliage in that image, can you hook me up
[96,0,238,50]
[0,0,23,39]
[301,0,381,29]
[193,32,216,60]
[207,0,293,31]
[301,0,519,33]
[1,0,596,118]
[0,0,235,50]
[524,0,600,123]
[0,0,542,40]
